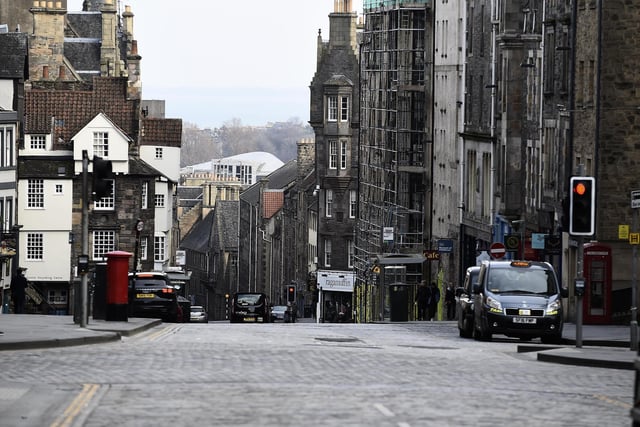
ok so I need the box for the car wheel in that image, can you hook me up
[473,320,491,341]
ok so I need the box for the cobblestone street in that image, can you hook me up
[0,321,633,426]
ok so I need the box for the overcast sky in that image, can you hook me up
[68,0,364,128]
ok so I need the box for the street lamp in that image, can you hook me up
[133,219,144,272]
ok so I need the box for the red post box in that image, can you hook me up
[106,251,132,321]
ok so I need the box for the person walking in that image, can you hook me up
[10,267,28,314]
[427,281,440,321]
[415,281,431,321]
[445,282,456,320]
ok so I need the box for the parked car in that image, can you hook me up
[128,272,180,322]
[271,304,296,322]
[472,260,567,343]
[229,293,269,323]
[456,266,480,338]
[190,305,208,323]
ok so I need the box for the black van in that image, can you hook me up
[229,293,270,323]
[472,260,567,343]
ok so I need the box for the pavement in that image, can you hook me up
[0,314,637,370]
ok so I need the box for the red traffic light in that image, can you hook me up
[287,286,296,302]
[573,182,586,196]
[569,176,595,235]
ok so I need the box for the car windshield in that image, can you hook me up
[191,306,203,312]
[272,306,287,311]
[487,268,556,295]
[134,279,169,288]
[236,294,263,305]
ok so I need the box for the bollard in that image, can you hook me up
[105,251,132,321]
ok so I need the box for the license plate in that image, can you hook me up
[513,317,537,324]
[136,293,155,298]
[243,317,256,322]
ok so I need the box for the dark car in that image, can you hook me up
[456,266,480,338]
[472,260,567,344]
[128,272,180,322]
[230,293,270,323]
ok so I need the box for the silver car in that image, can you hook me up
[189,305,208,323]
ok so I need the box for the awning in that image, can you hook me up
[375,253,426,265]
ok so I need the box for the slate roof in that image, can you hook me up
[240,160,298,205]
[214,200,239,250]
[129,157,166,178]
[18,156,75,179]
[0,32,28,79]
[180,210,214,253]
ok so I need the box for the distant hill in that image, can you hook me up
[180,118,314,168]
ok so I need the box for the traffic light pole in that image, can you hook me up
[80,150,89,328]
[632,206,638,351]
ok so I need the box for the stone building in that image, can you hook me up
[569,1,640,322]
[3,0,183,314]
[308,0,360,322]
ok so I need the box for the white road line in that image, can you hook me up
[374,403,395,417]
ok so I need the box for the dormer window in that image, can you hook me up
[155,147,163,159]
[30,135,46,150]
[93,132,109,157]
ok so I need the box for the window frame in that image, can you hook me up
[92,230,115,261]
[325,189,333,218]
[26,232,44,261]
[27,179,45,209]
[328,140,338,169]
[327,96,338,122]
[93,131,109,157]
[93,179,115,210]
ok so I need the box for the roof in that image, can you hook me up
[140,118,183,147]
[185,152,284,176]
[0,33,28,79]
[214,200,239,250]
[240,160,298,205]
[25,77,139,143]
[180,210,214,253]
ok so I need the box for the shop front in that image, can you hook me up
[316,270,354,323]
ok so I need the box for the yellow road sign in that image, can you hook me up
[619,224,630,240]
[630,233,640,245]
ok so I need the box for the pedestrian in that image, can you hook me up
[415,281,431,321]
[428,281,440,321]
[10,267,28,314]
[445,282,456,320]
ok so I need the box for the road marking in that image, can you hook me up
[373,403,412,427]
[146,324,181,341]
[50,383,100,427]
[593,394,632,409]
[374,403,395,417]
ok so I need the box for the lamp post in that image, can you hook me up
[133,219,143,272]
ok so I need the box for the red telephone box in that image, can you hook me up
[583,242,612,324]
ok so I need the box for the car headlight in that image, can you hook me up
[486,295,502,311]
[546,299,561,315]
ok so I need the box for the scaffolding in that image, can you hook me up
[354,2,433,322]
